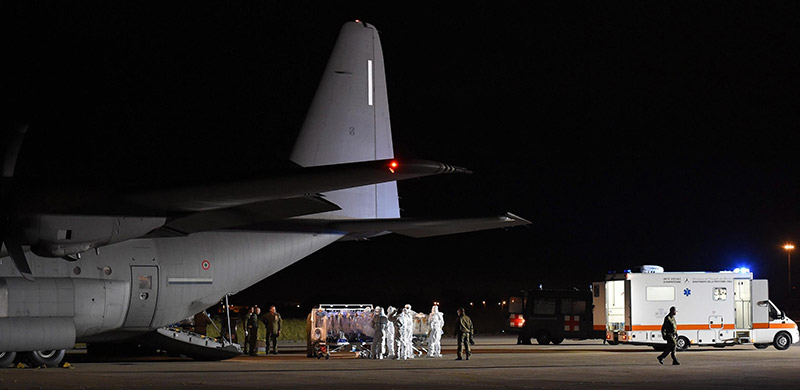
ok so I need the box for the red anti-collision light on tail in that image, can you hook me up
[389,160,399,173]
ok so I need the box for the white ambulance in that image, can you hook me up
[592,266,799,350]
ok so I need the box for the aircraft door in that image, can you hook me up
[124,266,159,328]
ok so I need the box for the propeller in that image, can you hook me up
[1,123,34,281]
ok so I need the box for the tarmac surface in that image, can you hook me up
[2,336,800,389]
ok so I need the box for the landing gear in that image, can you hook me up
[23,350,65,367]
[0,351,17,368]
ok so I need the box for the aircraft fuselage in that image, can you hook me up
[0,231,342,350]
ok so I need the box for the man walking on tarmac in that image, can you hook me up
[657,306,680,365]
[455,308,474,360]
[262,305,283,355]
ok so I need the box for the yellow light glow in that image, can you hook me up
[784,244,795,251]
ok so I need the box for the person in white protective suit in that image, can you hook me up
[370,306,389,359]
[396,304,416,360]
[427,305,444,357]
[385,306,398,359]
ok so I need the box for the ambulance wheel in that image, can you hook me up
[675,336,690,351]
[651,345,666,351]
[773,332,791,350]
[535,331,551,345]
[551,337,564,345]
[517,332,531,345]
[24,350,65,367]
[0,352,16,368]
[754,343,770,349]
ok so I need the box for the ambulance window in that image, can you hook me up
[533,298,556,315]
[713,287,727,301]
[560,299,572,314]
[560,299,586,315]
[646,286,675,301]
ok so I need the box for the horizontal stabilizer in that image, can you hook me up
[242,213,530,238]
[332,213,531,238]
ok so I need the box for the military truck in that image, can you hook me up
[508,288,604,344]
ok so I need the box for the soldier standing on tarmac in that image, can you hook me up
[455,308,474,360]
[262,305,283,355]
[657,306,680,365]
[247,306,260,356]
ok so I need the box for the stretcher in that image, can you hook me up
[411,312,431,356]
[309,304,374,359]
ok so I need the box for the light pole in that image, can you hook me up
[784,243,794,291]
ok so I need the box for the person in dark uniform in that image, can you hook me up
[305,310,314,358]
[246,306,260,356]
[454,308,474,360]
[262,305,283,355]
[657,306,680,365]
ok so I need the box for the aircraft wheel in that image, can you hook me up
[24,350,65,367]
[675,336,690,351]
[774,332,791,351]
[754,343,770,349]
[535,331,551,345]
[0,352,17,368]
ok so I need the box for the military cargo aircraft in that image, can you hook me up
[0,21,528,367]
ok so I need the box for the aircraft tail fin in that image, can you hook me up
[291,21,399,220]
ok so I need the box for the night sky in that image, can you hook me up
[5,2,800,314]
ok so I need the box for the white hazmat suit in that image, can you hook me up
[385,306,398,358]
[396,304,416,359]
[370,306,389,359]
[427,305,444,357]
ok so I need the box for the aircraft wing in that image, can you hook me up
[17,158,467,217]
[145,196,342,236]
[124,158,467,213]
